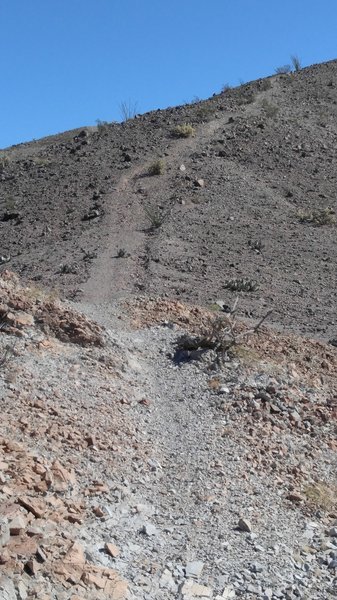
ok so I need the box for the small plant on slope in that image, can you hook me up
[291,55,302,72]
[173,123,195,138]
[148,159,165,176]
[297,207,335,226]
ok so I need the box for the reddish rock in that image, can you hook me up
[105,542,120,558]
[17,497,46,519]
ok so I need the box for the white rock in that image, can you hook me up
[0,518,9,548]
[181,580,212,598]
[141,523,157,536]
[185,560,204,578]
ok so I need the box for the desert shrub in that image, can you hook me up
[275,65,291,74]
[119,100,137,122]
[303,482,337,512]
[116,248,127,258]
[175,299,271,360]
[96,119,109,133]
[291,55,302,72]
[0,153,10,171]
[148,159,165,176]
[222,83,231,92]
[144,206,166,230]
[173,123,195,138]
[33,157,52,167]
[224,278,258,292]
[297,207,335,226]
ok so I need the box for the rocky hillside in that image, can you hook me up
[0,60,337,600]
[1,60,337,339]
[0,272,337,599]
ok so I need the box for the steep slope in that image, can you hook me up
[1,60,336,339]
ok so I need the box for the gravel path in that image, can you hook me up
[77,303,337,599]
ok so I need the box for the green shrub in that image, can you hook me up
[224,278,258,292]
[297,207,335,226]
[148,159,165,176]
[144,206,166,230]
[173,123,195,138]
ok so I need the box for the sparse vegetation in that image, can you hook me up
[116,247,128,258]
[302,481,337,512]
[224,278,258,292]
[176,298,271,359]
[0,153,10,171]
[291,55,302,72]
[222,83,231,92]
[148,159,165,176]
[119,100,138,122]
[96,119,109,134]
[275,65,291,75]
[0,341,15,368]
[32,157,52,167]
[297,207,335,226]
[144,206,166,230]
[173,123,195,138]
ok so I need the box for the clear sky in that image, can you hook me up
[0,0,336,148]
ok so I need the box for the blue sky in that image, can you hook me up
[0,0,336,148]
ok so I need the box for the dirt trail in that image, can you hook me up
[75,301,337,599]
[82,93,265,306]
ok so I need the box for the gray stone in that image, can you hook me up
[185,560,204,578]
[16,582,28,600]
[180,580,212,598]
[250,562,263,573]
[0,576,16,600]
[328,559,337,569]
[218,386,230,395]
[329,527,337,537]
[246,583,260,594]
[141,523,157,536]
[159,568,177,591]
[218,587,236,599]
[237,518,252,533]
